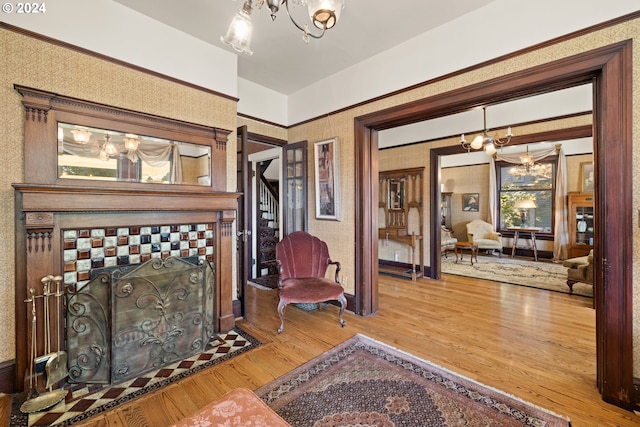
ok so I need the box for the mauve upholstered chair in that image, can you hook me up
[275,231,347,334]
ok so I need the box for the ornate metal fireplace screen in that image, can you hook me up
[66,256,215,385]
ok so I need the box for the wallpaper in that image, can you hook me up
[1,17,639,375]
[288,19,640,373]
[0,28,237,362]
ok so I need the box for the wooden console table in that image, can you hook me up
[509,227,542,261]
[379,229,423,281]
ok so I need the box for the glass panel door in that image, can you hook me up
[283,141,308,234]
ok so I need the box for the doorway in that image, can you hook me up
[354,42,633,408]
[236,130,286,315]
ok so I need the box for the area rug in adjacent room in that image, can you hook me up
[10,328,261,427]
[248,274,279,290]
[442,254,593,298]
[257,334,570,427]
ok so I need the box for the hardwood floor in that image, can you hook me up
[60,274,640,426]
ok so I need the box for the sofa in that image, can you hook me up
[562,249,593,293]
[465,219,503,257]
[441,226,457,256]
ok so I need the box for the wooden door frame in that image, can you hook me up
[429,125,594,279]
[354,41,633,408]
[236,130,286,317]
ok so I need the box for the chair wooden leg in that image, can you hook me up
[338,294,347,328]
[277,299,287,334]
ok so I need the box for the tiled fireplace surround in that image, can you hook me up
[62,223,215,285]
[14,185,239,392]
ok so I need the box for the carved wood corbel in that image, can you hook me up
[25,212,54,253]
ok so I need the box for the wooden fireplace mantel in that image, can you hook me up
[12,86,239,393]
[14,183,240,212]
[13,183,240,392]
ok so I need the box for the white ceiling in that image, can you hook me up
[114,0,496,95]
[113,0,594,152]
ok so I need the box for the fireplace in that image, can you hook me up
[14,187,239,391]
[13,86,238,393]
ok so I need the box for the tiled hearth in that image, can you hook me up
[19,330,259,427]
[62,223,215,287]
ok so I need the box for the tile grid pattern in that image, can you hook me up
[27,331,254,427]
[62,223,215,288]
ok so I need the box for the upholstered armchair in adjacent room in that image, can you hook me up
[466,219,503,257]
[275,231,347,334]
[441,226,457,256]
[562,249,593,293]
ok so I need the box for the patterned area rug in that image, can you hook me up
[442,254,593,298]
[10,328,260,427]
[257,335,570,426]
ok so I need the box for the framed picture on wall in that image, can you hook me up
[580,161,594,193]
[462,193,479,212]
[314,137,341,220]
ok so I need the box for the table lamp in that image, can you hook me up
[514,199,537,227]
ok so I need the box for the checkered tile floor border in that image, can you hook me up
[22,329,259,426]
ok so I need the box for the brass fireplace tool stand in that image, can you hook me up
[21,276,69,414]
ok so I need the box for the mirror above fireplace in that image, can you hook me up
[14,84,230,191]
[58,122,211,185]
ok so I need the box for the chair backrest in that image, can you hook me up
[466,219,494,241]
[276,231,331,281]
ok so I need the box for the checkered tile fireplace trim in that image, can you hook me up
[63,223,215,287]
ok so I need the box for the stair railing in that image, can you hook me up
[259,176,279,230]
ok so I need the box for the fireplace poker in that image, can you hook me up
[34,276,54,372]
[22,288,38,404]
[45,275,69,388]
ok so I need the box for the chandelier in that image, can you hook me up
[508,145,545,176]
[221,0,345,55]
[460,107,513,155]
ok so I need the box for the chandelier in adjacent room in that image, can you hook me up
[460,107,513,155]
[508,145,545,176]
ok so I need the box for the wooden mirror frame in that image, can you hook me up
[15,85,231,191]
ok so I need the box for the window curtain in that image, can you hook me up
[127,142,183,184]
[488,145,568,260]
[64,139,183,184]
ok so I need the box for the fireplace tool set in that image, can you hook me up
[20,275,69,414]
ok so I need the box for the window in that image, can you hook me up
[497,159,556,233]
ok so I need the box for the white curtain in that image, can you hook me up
[489,145,568,260]
[63,139,183,184]
[61,140,101,158]
[553,149,569,260]
[128,142,183,184]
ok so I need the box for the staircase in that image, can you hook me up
[257,164,279,277]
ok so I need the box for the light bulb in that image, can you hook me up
[470,135,484,150]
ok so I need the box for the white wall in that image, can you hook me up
[286,0,639,124]
[238,78,288,124]
[3,0,637,126]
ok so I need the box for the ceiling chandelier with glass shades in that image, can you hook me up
[508,145,545,176]
[221,0,345,55]
[460,107,513,155]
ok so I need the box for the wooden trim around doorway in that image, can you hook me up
[354,41,633,409]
